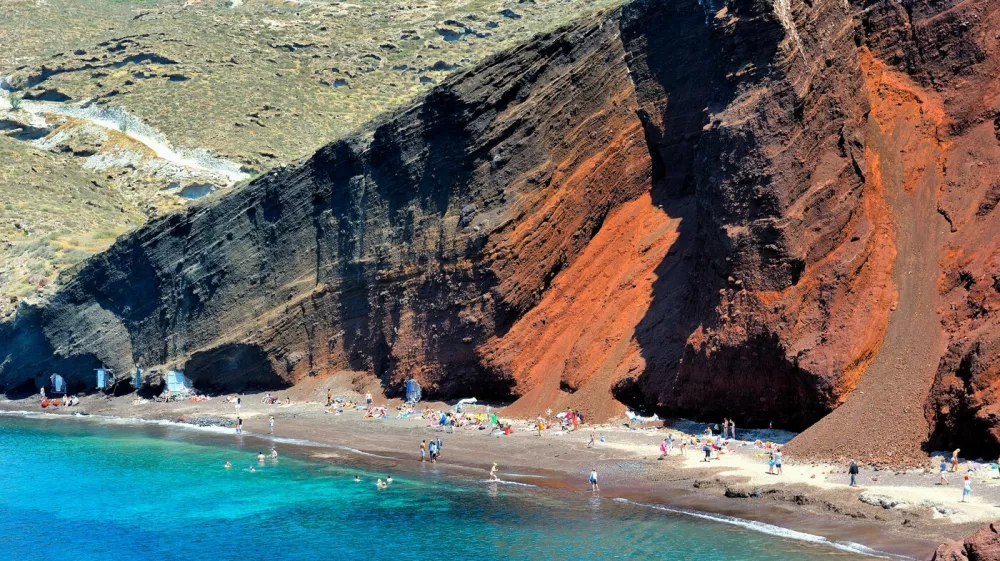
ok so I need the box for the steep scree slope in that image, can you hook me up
[2,0,1000,462]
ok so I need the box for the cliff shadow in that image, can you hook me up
[618,0,823,428]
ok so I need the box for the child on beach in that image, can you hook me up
[667,433,673,455]
[939,459,949,485]
[962,474,972,502]
[774,448,783,475]
[659,438,667,459]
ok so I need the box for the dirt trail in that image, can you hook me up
[787,58,949,463]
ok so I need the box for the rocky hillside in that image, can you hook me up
[3,0,999,463]
[0,0,618,314]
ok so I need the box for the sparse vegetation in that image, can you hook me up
[9,93,22,111]
[0,0,621,316]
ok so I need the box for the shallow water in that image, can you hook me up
[0,415,892,560]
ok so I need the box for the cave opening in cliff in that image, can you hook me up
[4,378,40,399]
[184,343,290,395]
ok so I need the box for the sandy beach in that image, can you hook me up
[4,377,997,561]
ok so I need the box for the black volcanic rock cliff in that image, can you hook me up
[4,0,1000,462]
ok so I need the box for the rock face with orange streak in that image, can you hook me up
[2,0,1000,460]
[0,5,658,398]
[918,1,1000,457]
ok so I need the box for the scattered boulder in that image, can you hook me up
[498,9,522,19]
[933,521,1000,561]
[724,485,761,498]
[858,492,907,509]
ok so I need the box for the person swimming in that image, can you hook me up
[249,465,255,472]
[376,479,387,490]
[257,451,266,463]
[354,475,361,482]
[386,476,393,485]
[224,461,232,469]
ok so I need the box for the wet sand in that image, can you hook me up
[1,389,987,561]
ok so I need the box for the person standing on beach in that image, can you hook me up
[235,396,241,414]
[269,415,275,435]
[939,458,949,485]
[326,389,332,407]
[537,415,545,437]
[659,438,667,459]
[490,463,499,481]
[366,392,373,412]
[722,418,729,440]
[435,438,443,459]
[420,440,427,462]
[588,429,597,448]
[667,433,673,456]
[429,440,438,462]
[729,421,737,440]
[962,473,972,502]
[590,468,599,492]
[774,448,783,475]
[848,460,859,487]
[236,417,243,434]
[951,449,961,472]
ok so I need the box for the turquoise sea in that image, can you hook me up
[0,414,904,560]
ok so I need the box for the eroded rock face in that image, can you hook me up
[1,0,999,460]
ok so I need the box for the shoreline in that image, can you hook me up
[0,407,921,560]
[3,390,980,561]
